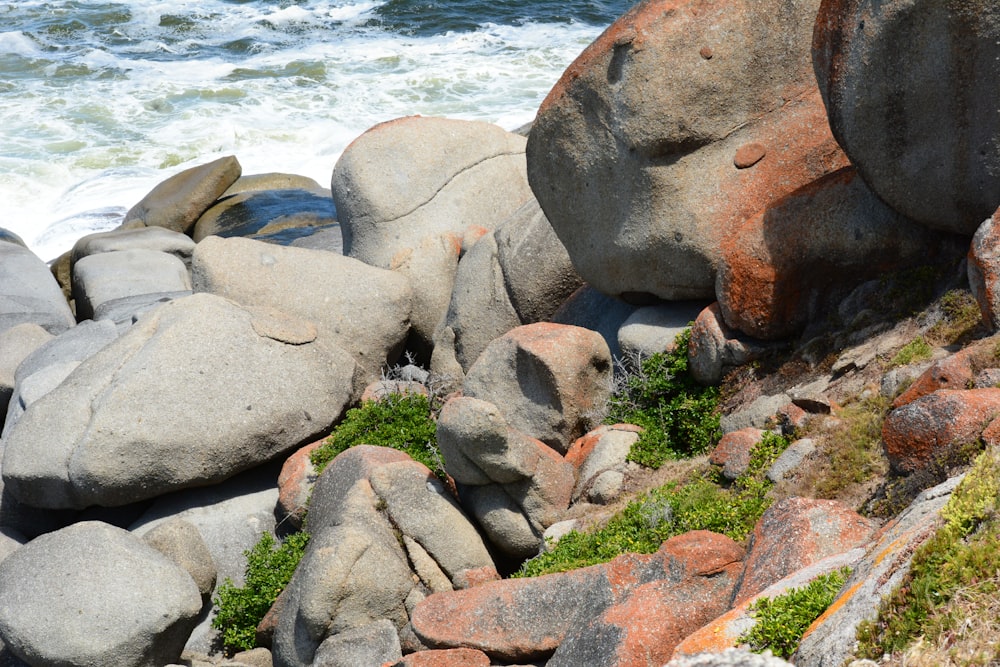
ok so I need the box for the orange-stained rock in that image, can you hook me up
[276,439,324,530]
[565,424,642,469]
[892,349,974,409]
[709,428,763,481]
[527,0,848,301]
[882,388,1000,474]
[410,530,743,663]
[389,647,491,667]
[717,168,959,340]
[733,497,876,604]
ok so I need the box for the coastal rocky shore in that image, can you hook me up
[2,0,1000,666]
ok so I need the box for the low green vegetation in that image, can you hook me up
[927,289,983,346]
[514,431,790,577]
[310,392,442,477]
[856,448,1000,661]
[605,329,721,468]
[812,395,890,502]
[890,336,933,367]
[212,531,310,653]
[740,567,851,659]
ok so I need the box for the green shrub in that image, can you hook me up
[890,336,933,367]
[212,531,310,653]
[514,432,790,578]
[740,567,851,659]
[310,392,442,477]
[606,329,721,468]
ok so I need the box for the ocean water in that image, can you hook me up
[0,0,631,261]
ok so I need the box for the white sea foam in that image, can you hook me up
[0,0,619,261]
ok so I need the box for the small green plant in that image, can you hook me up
[890,336,934,367]
[856,448,1000,659]
[310,392,442,477]
[514,432,790,577]
[927,289,983,346]
[740,567,851,659]
[212,531,310,653]
[606,329,721,468]
[813,395,890,502]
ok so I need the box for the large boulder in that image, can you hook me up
[969,208,1000,330]
[462,323,613,453]
[2,293,361,509]
[192,189,337,244]
[122,155,241,234]
[813,0,1000,234]
[192,235,411,375]
[527,0,847,300]
[716,168,961,339]
[70,226,196,269]
[0,242,75,336]
[0,521,202,667]
[0,324,52,424]
[71,249,192,321]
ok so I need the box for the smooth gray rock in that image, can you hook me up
[0,324,52,425]
[223,173,326,198]
[192,236,411,376]
[332,116,533,269]
[0,521,202,667]
[688,303,764,386]
[617,301,707,360]
[72,249,192,321]
[720,393,792,434]
[969,211,1000,330]
[571,426,639,504]
[767,438,817,483]
[667,648,793,667]
[312,619,402,667]
[0,242,75,336]
[0,229,25,248]
[192,189,336,243]
[93,290,193,332]
[2,293,361,509]
[123,155,242,234]
[462,323,612,453]
[288,226,343,254]
[71,226,196,269]
[551,286,637,360]
[141,518,217,602]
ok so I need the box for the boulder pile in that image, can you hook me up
[1,0,1000,665]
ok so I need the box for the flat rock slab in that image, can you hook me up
[0,521,202,667]
[2,293,360,509]
[0,242,75,337]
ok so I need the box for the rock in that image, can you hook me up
[813,0,1000,234]
[733,498,876,604]
[192,189,337,243]
[566,424,640,504]
[688,303,764,386]
[767,438,817,483]
[123,155,242,234]
[0,242,75,336]
[229,648,274,667]
[287,226,344,254]
[672,548,864,659]
[223,173,326,197]
[527,0,846,300]
[617,301,707,360]
[311,619,402,667]
[463,323,613,453]
[0,323,52,423]
[892,348,975,409]
[391,648,491,667]
[436,397,575,558]
[968,209,1000,329]
[795,476,962,666]
[93,291,192,332]
[192,235,411,375]
[276,441,323,531]
[882,388,1000,474]
[717,168,958,339]
[668,648,794,666]
[129,463,281,654]
[332,116,533,269]
[2,293,360,509]
[0,521,202,667]
[551,285,638,359]
[720,393,791,434]
[72,249,192,321]
[709,428,764,481]
[141,518,217,602]
[410,531,743,663]
[0,229,25,248]
[71,226,196,269]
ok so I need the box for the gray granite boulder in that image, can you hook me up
[0,242,75,336]
[192,189,337,244]
[551,286,637,360]
[141,518,217,602]
[123,155,242,234]
[0,324,52,425]
[192,235,411,376]
[463,322,612,453]
[527,0,845,300]
[2,293,361,509]
[617,301,707,360]
[969,208,1000,330]
[71,226,196,269]
[0,521,202,667]
[72,249,192,321]
[814,0,1000,234]
[312,619,402,667]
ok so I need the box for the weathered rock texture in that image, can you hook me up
[527,0,847,300]
[814,0,1000,234]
